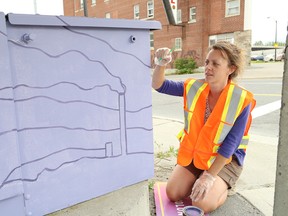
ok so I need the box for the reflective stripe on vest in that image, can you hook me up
[207,135,249,168]
[238,135,249,149]
[184,79,207,133]
[213,84,247,144]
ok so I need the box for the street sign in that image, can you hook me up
[274,43,278,48]
[162,0,178,25]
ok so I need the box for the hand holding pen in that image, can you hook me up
[154,47,174,66]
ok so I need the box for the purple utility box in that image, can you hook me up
[0,12,161,215]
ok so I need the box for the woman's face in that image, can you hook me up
[204,49,234,86]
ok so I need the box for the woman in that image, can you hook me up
[152,41,256,213]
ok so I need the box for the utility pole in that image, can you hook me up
[267,17,278,61]
[83,0,88,17]
[33,0,37,14]
[273,24,288,216]
[274,20,278,61]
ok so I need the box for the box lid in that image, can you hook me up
[6,13,161,30]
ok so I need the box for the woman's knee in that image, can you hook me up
[165,164,197,202]
[166,184,183,202]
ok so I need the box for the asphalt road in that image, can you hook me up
[152,73,282,139]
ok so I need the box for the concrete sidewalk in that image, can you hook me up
[152,62,284,215]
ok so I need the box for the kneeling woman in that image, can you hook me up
[152,41,256,213]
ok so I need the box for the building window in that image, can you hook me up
[175,38,182,50]
[226,0,240,17]
[209,33,234,46]
[150,32,154,49]
[189,7,196,23]
[105,13,111,18]
[177,9,182,24]
[134,4,140,19]
[147,1,154,18]
[92,0,96,6]
[80,0,84,10]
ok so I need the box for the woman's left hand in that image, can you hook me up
[190,171,216,202]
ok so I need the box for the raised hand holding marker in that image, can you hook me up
[154,47,174,66]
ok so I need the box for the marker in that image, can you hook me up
[158,47,175,61]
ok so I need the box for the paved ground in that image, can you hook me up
[152,62,285,216]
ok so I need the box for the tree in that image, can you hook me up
[253,41,264,46]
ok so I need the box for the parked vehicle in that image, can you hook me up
[251,55,264,61]
[264,53,284,62]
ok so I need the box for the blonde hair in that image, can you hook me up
[210,41,245,80]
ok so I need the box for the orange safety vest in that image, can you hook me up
[177,78,256,170]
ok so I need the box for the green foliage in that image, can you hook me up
[253,41,286,46]
[154,142,178,164]
[174,57,197,74]
[253,40,264,46]
[156,145,178,159]
[148,180,155,190]
[148,142,178,190]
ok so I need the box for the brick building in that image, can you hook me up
[63,0,252,67]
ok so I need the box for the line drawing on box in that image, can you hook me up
[0,26,153,192]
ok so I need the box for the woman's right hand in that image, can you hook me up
[154,47,172,66]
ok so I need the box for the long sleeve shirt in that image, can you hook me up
[156,79,250,166]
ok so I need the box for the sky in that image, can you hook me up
[0,0,287,43]
[0,0,64,15]
[251,0,288,44]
